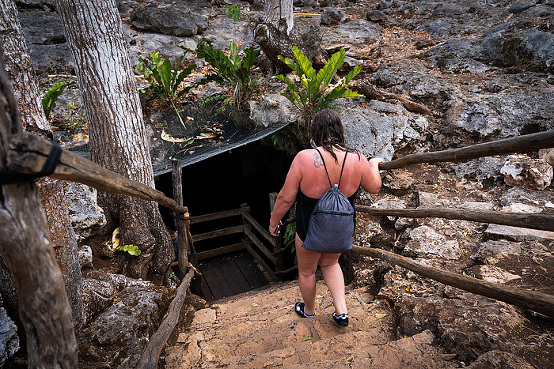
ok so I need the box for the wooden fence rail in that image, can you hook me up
[352,246,554,319]
[356,206,554,232]
[7,132,188,214]
[380,129,554,170]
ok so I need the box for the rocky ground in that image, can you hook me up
[1,0,553,368]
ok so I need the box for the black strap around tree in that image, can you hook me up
[315,148,348,190]
[0,142,62,185]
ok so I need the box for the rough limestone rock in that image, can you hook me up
[320,7,348,26]
[340,98,428,160]
[404,225,462,260]
[78,245,93,269]
[0,307,18,367]
[249,94,298,128]
[65,182,106,241]
[79,271,170,368]
[500,155,553,190]
[130,5,208,37]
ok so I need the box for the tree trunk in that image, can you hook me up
[263,0,294,35]
[55,0,172,279]
[0,0,52,136]
[0,46,77,368]
[0,0,83,330]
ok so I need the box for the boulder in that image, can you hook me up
[340,98,428,161]
[79,272,170,368]
[65,182,106,241]
[323,20,381,47]
[249,94,298,128]
[403,225,462,260]
[320,7,348,26]
[501,155,553,190]
[130,5,208,37]
[78,245,93,269]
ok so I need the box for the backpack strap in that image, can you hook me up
[315,148,348,189]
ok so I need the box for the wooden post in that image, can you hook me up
[0,49,77,367]
[171,159,188,280]
[269,192,284,274]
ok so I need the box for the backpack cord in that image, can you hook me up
[315,148,348,190]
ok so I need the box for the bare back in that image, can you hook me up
[297,147,379,199]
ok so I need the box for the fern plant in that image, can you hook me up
[196,41,260,108]
[42,81,68,120]
[136,51,199,128]
[274,46,363,124]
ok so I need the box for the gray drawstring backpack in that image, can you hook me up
[302,149,355,254]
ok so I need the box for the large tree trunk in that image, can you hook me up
[0,47,77,368]
[0,0,83,330]
[55,0,172,279]
[0,0,51,136]
[263,0,293,35]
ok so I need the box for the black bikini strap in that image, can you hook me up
[338,151,348,188]
[315,148,348,189]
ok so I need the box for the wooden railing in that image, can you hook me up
[189,204,280,280]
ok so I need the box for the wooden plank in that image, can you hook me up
[196,243,246,261]
[233,252,269,290]
[191,208,243,224]
[356,206,554,232]
[199,274,215,302]
[219,254,251,295]
[199,258,235,301]
[137,267,195,369]
[380,129,554,170]
[192,225,244,242]
[242,210,275,246]
[244,227,276,263]
[352,246,554,319]
[246,244,275,280]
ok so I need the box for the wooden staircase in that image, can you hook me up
[163,281,458,368]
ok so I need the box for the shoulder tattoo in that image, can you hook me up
[313,152,324,168]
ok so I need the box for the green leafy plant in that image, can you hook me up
[226,3,240,22]
[196,41,260,108]
[115,244,141,256]
[274,46,363,124]
[196,4,259,108]
[42,81,68,120]
[136,51,199,128]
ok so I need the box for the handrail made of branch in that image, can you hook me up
[136,267,195,369]
[7,131,188,214]
[380,129,554,170]
[356,206,554,232]
[352,246,554,319]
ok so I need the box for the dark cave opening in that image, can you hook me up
[155,140,296,299]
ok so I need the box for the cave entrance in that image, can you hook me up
[155,139,296,301]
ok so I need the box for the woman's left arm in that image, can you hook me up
[269,154,303,236]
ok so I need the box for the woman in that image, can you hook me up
[269,109,383,327]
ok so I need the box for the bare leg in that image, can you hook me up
[319,253,347,315]
[295,234,320,315]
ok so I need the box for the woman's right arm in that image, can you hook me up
[360,157,383,194]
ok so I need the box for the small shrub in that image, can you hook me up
[136,51,201,128]
[274,46,363,124]
[196,41,260,108]
[42,81,68,120]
